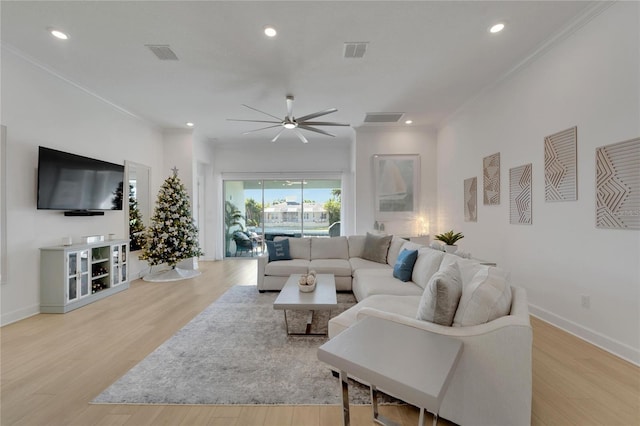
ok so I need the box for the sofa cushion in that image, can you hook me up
[392,249,419,282]
[275,237,311,260]
[265,239,291,262]
[311,236,349,259]
[264,259,310,276]
[412,248,445,289]
[386,236,407,266]
[416,261,462,326]
[329,295,420,338]
[349,257,392,273]
[347,235,366,258]
[453,267,512,327]
[309,259,352,277]
[439,254,487,287]
[352,268,424,301]
[361,232,392,264]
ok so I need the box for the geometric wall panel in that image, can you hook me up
[545,126,577,202]
[596,137,640,229]
[464,177,477,222]
[483,153,500,205]
[510,164,532,225]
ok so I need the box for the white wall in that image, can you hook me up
[0,48,164,325]
[354,127,438,236]
[437,2,640,363]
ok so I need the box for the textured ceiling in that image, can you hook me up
[1,1,600,145]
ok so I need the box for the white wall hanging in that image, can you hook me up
[544,126,577,201]
[510,164,532,225]
[372,154,420,220]
[483,153,500,205]
[464,177,477,222]
[596,137,640,230]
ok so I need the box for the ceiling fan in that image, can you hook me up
[227,95,350,143]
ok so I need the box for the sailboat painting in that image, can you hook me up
[373,154,420,219]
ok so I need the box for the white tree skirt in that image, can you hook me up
[142,267,201,282]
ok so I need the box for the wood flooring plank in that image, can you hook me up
[1,259,638,426]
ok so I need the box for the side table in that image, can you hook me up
[317,316,463,426]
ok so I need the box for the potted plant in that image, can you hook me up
[434,230,464,253]
[225,201,245,256]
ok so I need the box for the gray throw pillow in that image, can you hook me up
[361,232,392,264]
[416,261,462,326]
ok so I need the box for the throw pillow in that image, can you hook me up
[453,267,512,327]
[361,232,392,264]
[416,262,462,326]
[265,239,292,262]
[393,249,419,282]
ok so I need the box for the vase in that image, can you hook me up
[444,245,458,253]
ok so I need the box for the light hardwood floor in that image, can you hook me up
[1,259,638,426]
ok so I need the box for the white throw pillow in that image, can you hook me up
[416,262,462,326]
[411,248,445,289]
[453,267,512,327]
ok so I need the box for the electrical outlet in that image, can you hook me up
[581,295,590,309]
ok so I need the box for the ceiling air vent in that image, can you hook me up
[364,113,404,123]
[344,42,368,59]
[145,44,179,61]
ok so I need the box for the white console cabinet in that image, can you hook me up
[40,239,129,313]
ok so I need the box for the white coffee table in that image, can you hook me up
[273,273,337,335]
[317,316,463,426]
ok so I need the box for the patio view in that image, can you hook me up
[224,179,341,257]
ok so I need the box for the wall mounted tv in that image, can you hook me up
[37,146,125,215]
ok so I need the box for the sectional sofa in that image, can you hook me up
[257,234,532,426]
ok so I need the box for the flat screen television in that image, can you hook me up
[37,146,125,213]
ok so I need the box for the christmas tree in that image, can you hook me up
[128,184,146,251]
[140,168,203,268]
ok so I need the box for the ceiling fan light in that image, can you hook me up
[283,122,296,129]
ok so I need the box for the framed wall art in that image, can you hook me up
[510,163,532,225]
[483,152,500,205]
[596,137,640,230]
[464,177,477,222]
[545,126,577,201]
[373,154,420,220]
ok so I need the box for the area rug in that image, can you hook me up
[93,285,391,405]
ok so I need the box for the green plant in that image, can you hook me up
[225,201,244,256]
[434,230,464,246]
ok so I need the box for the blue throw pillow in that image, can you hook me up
[266,239,292,262]
[393,248,419,282]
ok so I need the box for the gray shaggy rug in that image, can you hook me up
[93,285,389,405]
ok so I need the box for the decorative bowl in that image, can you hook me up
[299,282,316,292]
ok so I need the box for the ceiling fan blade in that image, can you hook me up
[241,104,282,121]
[242,124,282,135]
[294,129,309,144]
[227,119,281,124]
[295,108,338,122]
[286,96,294,121]
[299,121,350,127]
[271,129,285,143]
[298,125,336,137]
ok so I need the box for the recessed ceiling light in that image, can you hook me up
[405,120,413,125]
[186,122,194,127]
[490,23,505,34]
[49,29,69,40]
[264,26,277,37]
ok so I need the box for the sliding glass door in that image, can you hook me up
[223,178,341,257]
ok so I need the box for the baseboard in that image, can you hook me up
[1,303,40,326]
[529,303,640,366]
